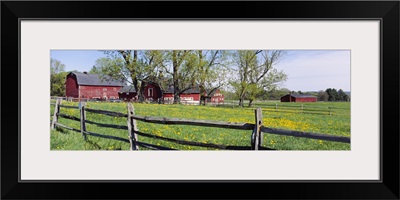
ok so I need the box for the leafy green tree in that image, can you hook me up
[194,50,229,105]
[338,89,349,102]
[50,58,67,96]
[100,50,166,102]
[89,57,116,74]
[160,50,196,103]
[325,88,340,101]
[51,58,65,74]
[317,90,329,101]
[230,50,287,107]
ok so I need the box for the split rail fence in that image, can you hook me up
[214,101,348,116]
[50,99,351,150]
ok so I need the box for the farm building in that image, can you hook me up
[162,85,201,104]
[65,72,126,100]
[143,81,163,102]
[280,94,317,102]
[204,89,225,103]
[65,72,223,104]
[118,85,137,101]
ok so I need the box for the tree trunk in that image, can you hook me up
[248,99,254,107]
[172,51,180,104]
[129,51,140,102]
[239,98,244,107]
[138,82,145,102]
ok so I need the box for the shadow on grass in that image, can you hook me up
[55,126,69,134]
[85,140,102,150]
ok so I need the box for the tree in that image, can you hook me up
[161,50,195,104]
[89,57,115,74]
[317,90,329,101]
[100,50,166,102]
[194,50,229,105]
[50,58,67,96]
[51,58,65,74]
[260,87,290,100]
[230,50,287,107]
[337,89,349,102]
[325,88,339,101]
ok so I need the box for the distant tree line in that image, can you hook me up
[221,87,350,102]
[319,88,350,102]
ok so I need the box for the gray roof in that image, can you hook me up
[70,72,125,86]
[119,86,136,93]
[285,94,317,98]
[163,85,200,94]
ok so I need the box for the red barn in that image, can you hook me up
[162,85,201,104]
[207,89,225,103]
[65,72,126,100]
[143,82,163,102]
[280,94,317,102]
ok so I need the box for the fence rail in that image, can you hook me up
[131,115,254,130]
[216,101,349,116]
[51,98,350,151]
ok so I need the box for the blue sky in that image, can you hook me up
[50,50,350,92]
[274,50,350,91]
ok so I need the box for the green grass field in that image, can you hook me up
[50,100,350,150]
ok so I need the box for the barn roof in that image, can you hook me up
[69,72,125,86]
[163,85,200,94]
[285,94,317,98]
[205,88,223,97]
[119,85,136,93]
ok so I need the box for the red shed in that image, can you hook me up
[280,94,317,102]
[118,86,137,101]
[163,85,201,104]
[207,89,225,103]
[143,82,163,102]
[65,72,125,100]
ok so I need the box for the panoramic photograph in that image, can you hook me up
[50,50,351,151]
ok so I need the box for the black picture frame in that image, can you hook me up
[1,1,399,199]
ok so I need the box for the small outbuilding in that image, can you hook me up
[118,86,137,101]
[163,85,201,104]
[280,94,317,102]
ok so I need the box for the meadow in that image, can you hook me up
[50,100,350,150]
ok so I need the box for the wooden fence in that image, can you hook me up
[50,99,350,150]
[210,101,349,116]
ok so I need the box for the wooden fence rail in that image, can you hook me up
[212,101,349,116]
[130,115,255,130]
[51,99,350,151]
[260,127,351,143]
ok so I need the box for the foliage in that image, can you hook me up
[50,58,67,96]
[229,50,287,107]
[100,50,167,101]
[317,90,329,101]
[325,88,349,102]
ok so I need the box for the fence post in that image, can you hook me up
[275,103,278,112]
[329,106,332,116]
[51,98,61,129]
[251,107,263,150]
[127,103,139,150]
[301,104,304,114]
[80,102,87,140]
